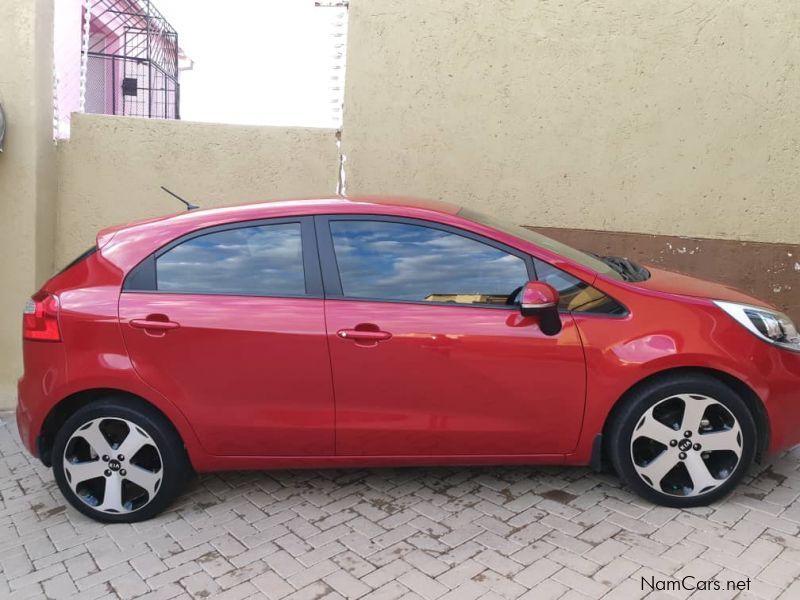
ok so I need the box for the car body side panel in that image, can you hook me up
[16,341,67,456]
[185,452,567,472]
[325,300,587,456]
[564,288,800,465]
[17,251,208,465]
[118,294,335,457]
[17,197,800,475]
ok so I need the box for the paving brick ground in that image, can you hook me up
[1,412,799,599]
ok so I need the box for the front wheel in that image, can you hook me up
[52,398,190,523]
[608,374,757,507]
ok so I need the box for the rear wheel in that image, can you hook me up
[52,398,190,523]
[608,374,756,507]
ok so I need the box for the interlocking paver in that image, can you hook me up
[41,570,78,599]
[1,413,800,598]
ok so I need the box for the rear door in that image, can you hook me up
[119,217,335,456]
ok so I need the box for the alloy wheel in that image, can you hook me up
[629,393,743,497]
[62,417,163,514]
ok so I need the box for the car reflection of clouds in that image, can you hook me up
[157,224,305,296]
[612,335,678,364]
[331,221,528,302]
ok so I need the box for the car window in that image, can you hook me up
[329,220,529,306]
[534,258,626,315]
[156,223,306,296]
[459,207,625,281]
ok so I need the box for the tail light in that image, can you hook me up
[23,291,62,342]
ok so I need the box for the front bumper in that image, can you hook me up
[758,345,800,455]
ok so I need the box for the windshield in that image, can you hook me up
[458,207,624,281]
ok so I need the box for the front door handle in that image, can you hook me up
[337,329,392,341]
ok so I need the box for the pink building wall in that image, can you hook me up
[54,0,149,138]
[53,0,84,139]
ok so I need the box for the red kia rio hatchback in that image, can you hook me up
[17,197,800,522]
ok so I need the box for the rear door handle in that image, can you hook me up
[337,329,392,341]
[130,318,180,331]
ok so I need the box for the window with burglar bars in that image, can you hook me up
[83,0,180,120]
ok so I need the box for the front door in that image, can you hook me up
[318,216,586,456]
[119,218,335,456]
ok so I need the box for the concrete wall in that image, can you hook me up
[0,0,58,408]
[342,0,800,245]
[341,0,799,319]
[56,114,339,265]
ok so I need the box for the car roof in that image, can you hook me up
[94,194,605,287]
[191,195,461,218]
[98,195,461,242]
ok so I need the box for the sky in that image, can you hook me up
[154,0,347,128]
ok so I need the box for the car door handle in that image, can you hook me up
[337,329,392,341]
[129,318,180,331]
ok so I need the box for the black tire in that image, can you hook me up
[607,373,757,508]
[52,397,191,523]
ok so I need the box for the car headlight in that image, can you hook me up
[715,301,800,352]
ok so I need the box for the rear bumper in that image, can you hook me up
[16,340,68,459]
[16,376,40,457]
[15,389,35,456]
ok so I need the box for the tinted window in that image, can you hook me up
[156,223,305,296]
[459,207,625,281]
[534,258,626,315]
[330,220,529,305]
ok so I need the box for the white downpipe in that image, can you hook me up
[78,0,92,113]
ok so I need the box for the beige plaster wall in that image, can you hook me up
[56,114,340,266]
[0,0,57,409]
[342,0,800,245]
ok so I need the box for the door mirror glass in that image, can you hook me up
[519,281,562,335]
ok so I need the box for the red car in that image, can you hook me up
[16,197,800,522]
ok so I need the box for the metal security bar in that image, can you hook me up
[83,0,179,119]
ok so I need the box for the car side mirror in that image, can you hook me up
[519,281,562,336]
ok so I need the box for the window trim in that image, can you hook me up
[122,216,323,299]
[532,256,630,318]
[314,214,535,309]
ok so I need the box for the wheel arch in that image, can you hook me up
[37,388,192,468]
[596,366,769,470]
